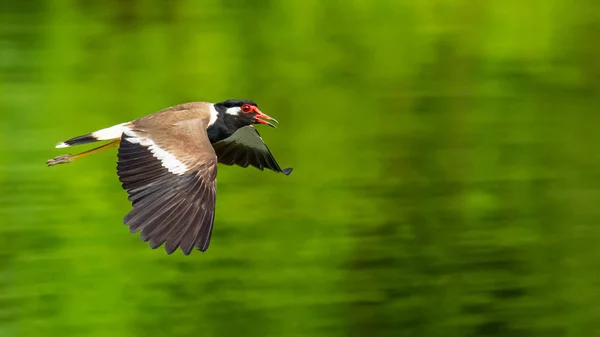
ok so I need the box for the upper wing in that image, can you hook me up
[212,126,293,175]
[116,117,218,255]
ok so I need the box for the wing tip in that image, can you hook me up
[282,167,293,176]
[197,240,210,252]
[168,244,210,255]
[55,142,69,148]
[161,241,209,255]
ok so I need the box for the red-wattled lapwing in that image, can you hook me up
[47,100,292,255]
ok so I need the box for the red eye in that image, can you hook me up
[241,104,253,113]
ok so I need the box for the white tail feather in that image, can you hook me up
[91,123,128,140]
[53,122,130,148]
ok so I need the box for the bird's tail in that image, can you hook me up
[55,123,128,148]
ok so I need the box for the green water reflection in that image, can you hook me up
[1,1,599,336]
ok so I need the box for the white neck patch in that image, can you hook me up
[208,104,219,127]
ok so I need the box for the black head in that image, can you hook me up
[208,99,278,143]
[218,99,258,109]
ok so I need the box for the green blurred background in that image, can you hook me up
[1,0,600,336]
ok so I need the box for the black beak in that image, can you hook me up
[266,118,278,128]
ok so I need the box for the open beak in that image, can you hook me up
[253,107,278,128]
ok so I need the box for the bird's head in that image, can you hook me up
[213,99,278,129]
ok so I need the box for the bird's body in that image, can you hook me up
[48,100,292,255]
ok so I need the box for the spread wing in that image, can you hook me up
[212,126,293,175]
[117,117,218,255]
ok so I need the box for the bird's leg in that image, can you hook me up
[47,139,120,166]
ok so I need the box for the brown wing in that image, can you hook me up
[212,126,293,175]
[117,116,218,255]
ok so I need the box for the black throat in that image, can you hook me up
[206,103,246,143]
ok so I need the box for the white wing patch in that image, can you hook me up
[92,123,128,140]
[123,129,188,175]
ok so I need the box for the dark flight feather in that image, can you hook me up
[117,135,217,255]
[212,126,293,175]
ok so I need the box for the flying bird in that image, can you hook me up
[47,100,292,255]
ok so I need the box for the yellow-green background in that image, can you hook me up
[1,1,599,336]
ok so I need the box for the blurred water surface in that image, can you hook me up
[1,1,600,336]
